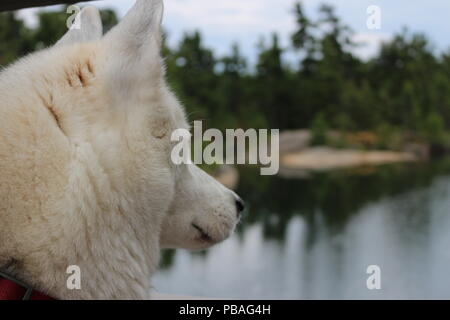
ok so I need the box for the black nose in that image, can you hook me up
[235,196,245,216]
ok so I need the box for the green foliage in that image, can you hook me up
[1,2,450,151]
[375,124,404,150]
[0,6,119,65]
[311,113,328,145]
[0,12,34,66]
[423,112,446,145]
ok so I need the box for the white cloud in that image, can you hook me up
[352,32,393,60]
[160,0,299,59]
[165,0,296,32]
[17,8,39,28]
[15,0,391,63]
[16,0,450,62]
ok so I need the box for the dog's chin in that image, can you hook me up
[159,217,237,250]
[161,233,232,251]
[188,222,234,251]
[188,239,219,251]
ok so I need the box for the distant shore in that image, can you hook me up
[211,129,437,186]
[280,146,418,172]
[278,129,426,173]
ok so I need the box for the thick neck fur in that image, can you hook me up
[1,141,163,299]
[1,139,162,299]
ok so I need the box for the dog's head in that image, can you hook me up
[29,1,244,250]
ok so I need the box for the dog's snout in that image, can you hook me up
[235,196,245,216]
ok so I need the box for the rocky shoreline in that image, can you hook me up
[280,147,418,172]
[213,129,428,187]
[278,129,424,172]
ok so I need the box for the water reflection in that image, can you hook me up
[154,161,450,299]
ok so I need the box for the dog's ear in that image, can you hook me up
[105,0,163,52]
[102,0,164,89]
[57,6,103,46]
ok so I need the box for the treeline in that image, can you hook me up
[2,3,450,147]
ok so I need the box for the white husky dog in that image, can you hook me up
[0,0,244,299]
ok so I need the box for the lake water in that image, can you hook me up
[153,161,450,299]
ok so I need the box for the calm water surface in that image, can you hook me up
[154,161,450,299]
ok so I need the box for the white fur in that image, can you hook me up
[0,0,240,300]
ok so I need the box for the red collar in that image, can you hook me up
[0,272,55,300]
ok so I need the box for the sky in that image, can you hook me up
[17,0,450,63]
